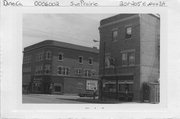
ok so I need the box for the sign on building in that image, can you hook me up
[86,80,98,90]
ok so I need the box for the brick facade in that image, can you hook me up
[22,40,99,95]
[99,14,160,102]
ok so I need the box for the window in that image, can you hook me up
[45,51,51,60]
[44,64,51,74]
[57,66,70,76]
[105,53,115,68]
[40,66,43,74]
[119,84,133,93]
[39,52,43,61]
[122,53,128,66]
[78,56,83,64]
[75,68,82,76]
[91,70,96,76]
[88,58,93,65]
[121,50,135,66]
[54,86,61,92]
[36,53,43,62]
[35,65,43,75]
[84,69,91,77]
[23,55,31,64]
[112,30,118,41]
[125,26,132,38]
[129,52,135,65]
[57,66,62,75]
[58,53,63,61]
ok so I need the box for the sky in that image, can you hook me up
[23,14,115,48]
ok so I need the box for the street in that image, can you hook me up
[22,94,133,104]
[23,94,100,104]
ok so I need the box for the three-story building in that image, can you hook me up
[99,14,160,102]
[22,40,99,95]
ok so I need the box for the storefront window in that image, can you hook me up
[105,84,116,92]
[119,84,133,93]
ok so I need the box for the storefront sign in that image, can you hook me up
[86,80,98,90]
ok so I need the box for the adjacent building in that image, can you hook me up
[22,40,99,95]
[99,14,160,102]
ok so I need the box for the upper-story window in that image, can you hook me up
[23,55,31,64]
[35,65,43,75]
[75,68,82,76]
[125,26,132,39]
[45,51,51,60]
[57,66,70,76]
[58,52,63,61]
[84,69,91,77]
[39,52,43,61]
[91,70,96,76]
[88,58,93,65]
[105,53,115,68]
[122,53,128,66]
[129,52,135,65]
[44,64,51,74]
[121,50,135,66]
[112,30,118,41]
[78,56,83,64]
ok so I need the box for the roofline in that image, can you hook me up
[99,14,139,29]
[99,14,160,29]
[23,40,99,54]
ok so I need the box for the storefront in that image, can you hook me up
[101,75,134,101]
[31,76,52,94]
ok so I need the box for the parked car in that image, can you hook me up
[78,90,98,97]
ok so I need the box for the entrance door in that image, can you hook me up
[53,83,63,94]
[118,83,133,101]
[54,85,61,92]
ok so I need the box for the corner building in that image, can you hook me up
[99,14,160,102]
[23,40,99,94]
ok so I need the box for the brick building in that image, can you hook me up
[22,40,99,95]
[99,14,160,102]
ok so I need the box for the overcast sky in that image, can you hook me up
[23,14,115,48]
